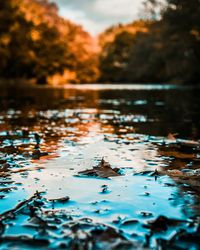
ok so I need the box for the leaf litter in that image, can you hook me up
[1,91,200,249]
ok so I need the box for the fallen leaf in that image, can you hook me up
[167,133,177,140]
[78,158,121,178]
[49,196,70,203]
[144,215,186,232]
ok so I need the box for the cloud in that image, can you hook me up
[59,7,104,34]
[94,0,141,18]
[56,0,143,35]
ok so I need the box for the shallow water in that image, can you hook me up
[0,84,200,249]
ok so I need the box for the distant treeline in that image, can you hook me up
[0,0,99,84]
[99,0,200,84]
[0,0,200,85]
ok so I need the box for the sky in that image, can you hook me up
[56,0,144,35]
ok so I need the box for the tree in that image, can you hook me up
[98,0,200,84]
[126,23,166,83]
[99,31,136,82]
[0,0,99,84]
[161,0,200,83]
[98,21,149,83]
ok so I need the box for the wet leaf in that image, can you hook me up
[78,158,121,178]
[144,216,186,232]
[158,148,195,159]
[0,236,49,246]
[120,219,138,227]
[167,133,177,140]
[49,196,70,203]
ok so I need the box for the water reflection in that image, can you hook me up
[1,84,200,138]
[0,84,200,249]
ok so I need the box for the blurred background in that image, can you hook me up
[0,0,200,85]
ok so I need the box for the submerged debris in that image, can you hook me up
[144,215,186,232]
[158,139,200,159]
[157,222,200,249]
[0,193,137,249]
[155,137,200,192]
[77,158,121,178]
[34,133,41,145]
[0,236,49,247]
[0,191,43,221]
[49,196,70,203]
[32,149,48,159]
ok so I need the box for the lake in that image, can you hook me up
[0,84,200,249]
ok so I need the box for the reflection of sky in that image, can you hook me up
[56,0,143,35]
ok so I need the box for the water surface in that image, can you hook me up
[0,84,200,249]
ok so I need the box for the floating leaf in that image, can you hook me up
[78,158,121,178]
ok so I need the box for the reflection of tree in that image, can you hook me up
[0,87,101,156]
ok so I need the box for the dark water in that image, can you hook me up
[1,84,200,138]
[0,84,200,249]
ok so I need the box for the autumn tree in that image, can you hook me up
[98,0,200,84]
[0,0,99,84]
[161,0,200,83]
[99,31,136,82]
